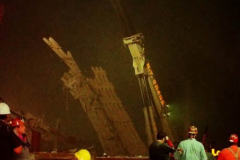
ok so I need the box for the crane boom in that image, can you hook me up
[123,33,175,143]
[111,0,177,145]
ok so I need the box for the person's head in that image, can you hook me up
[11,117,26,134]
[229,134,238,145]
[157,131,166,140]
[0,102,11,120]
[188,126,198,139]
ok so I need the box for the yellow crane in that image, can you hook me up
[110,0,176,145]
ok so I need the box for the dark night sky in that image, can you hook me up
[0,0,240,153]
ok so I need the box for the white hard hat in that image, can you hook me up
[0,103,11,115]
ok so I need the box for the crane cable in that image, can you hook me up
[138,77,147,108]
[138,75,154,109]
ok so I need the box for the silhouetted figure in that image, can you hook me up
[0,102,22,160]
[149,131,175,160]
[205,145,215,160]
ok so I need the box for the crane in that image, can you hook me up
[110,0,176,145]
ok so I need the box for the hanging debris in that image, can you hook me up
[43,37,147,156]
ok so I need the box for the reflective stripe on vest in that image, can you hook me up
[227,147,240,160]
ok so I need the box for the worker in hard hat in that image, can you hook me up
[175,126,207,160]
[11,117,32,160]
[217,134,240,160]
[0,102,23,160]
[73,149,91,160]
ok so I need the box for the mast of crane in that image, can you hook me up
[110,0,176,144]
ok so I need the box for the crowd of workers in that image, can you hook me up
[149,126,240,160]
[1,100,240,160]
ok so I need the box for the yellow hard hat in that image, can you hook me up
[74,149,91,160]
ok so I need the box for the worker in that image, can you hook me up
[175,126,207,160]
[149,131,175,160]
[0,102,22,160]
[217,134,240,160]
[205,145,216,160]
[11,117,31,160]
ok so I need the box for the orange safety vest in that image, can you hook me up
[227,147,240,160]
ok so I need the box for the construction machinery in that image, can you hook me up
[110,0,176,145]
[42,0,176,155]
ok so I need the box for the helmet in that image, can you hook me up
[74,149,91,160]
[11,117,25,127]
[229,134,238,143]
[103,153,107,157]
[188,126,198,134]
[0,103,11,115]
